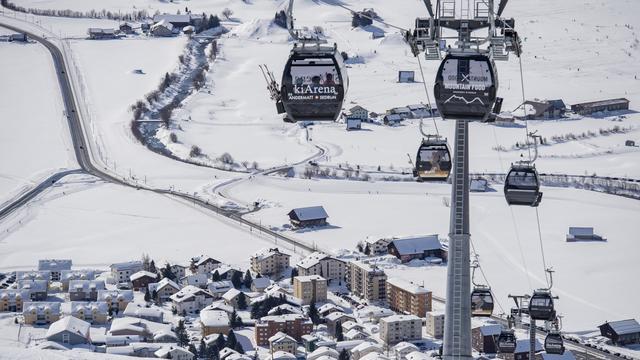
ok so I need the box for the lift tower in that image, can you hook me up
[406,1,521,359]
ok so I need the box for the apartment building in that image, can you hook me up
[293,275,327,305]
[250,248,290,276]
[379,314,423,345]
[346,260,387,301]
[254,314,313,346]
[296,252,346,282]
[425,311,445,339]
[386,277,432,317]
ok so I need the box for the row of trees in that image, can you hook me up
[0,0,150,20]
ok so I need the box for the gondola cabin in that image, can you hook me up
[497,330,517,353]
[504,163,543,207]
[413,137,451,181]
[528,290,555,321]
[544,332,565,355]
[434,52,498,121]
[281,43,348,122]
[471,287,494,317]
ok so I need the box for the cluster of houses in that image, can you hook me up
[340,103,436,129]
[494,97,630,123]
[87,13,206,39]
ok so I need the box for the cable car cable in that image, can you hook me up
[469,241,506,315]
[416,55,440,135]
[535,208,550,287]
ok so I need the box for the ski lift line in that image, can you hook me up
[416,54,440,135]
[518,55,533,162]
[327,1,411,33]
[509,206,534,290]
[469,240,507,315]
[535,207,550,288]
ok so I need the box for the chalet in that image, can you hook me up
[150,20,175,37]
[18,280,48,301]
[318,303,342,317]
[70,302,109,324]
[383,114,403,126]
[408,104,432,118]
[346,117,362,130]
[345,329,369,340]
[288,206,329,228]
[170,264,187,279]
[204,301,235,315]
[200,309,230,336]
[38,259,72,281]
[325,312,356,336]
[251,277,272,292]
[208,280,234,298]
[389,107,412,119]
[268,304,303,316]
[23,302,61,325]
[251,248,291,276]
[472,323,502,354]
[123,303,164,323]
[348,105,369,120]
[87,28,117,40]
[170,285,214,314]
[155,346,195,359]
[211,265,241,281]
[148,278,181,303]
[69,280,106,301]
[109,317,173,341]
[152,14,192,29]
[571,98,630,115]
[308,346,339,360]
[362,236,393,255]
[181,273,209,289]
[269,332,298,355]
[194,255,221,274]
[130,271,158,290]
[119,23,135,34]
[97,290,134,311]
[351,341,384,360]
[387,235,447,263]
[60,270,95,291]
[598,319,640,345]
[566,227,605,242]
[519,100,567,119]
[110,261,143,284]
[393,342,419,360]
[222,288,247,309]
[46,316,91,345]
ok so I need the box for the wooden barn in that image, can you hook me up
[598,319,640,345]
[571,98,629,115]
[387,235,446,263]
[288,206,329,228]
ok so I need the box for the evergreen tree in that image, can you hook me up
[231,271,243,289]
[162,263,176,281]
[216,334,226,351]
[108,307,113,316]
[335,321,344,341]
[211,271,221,282]
[199,339,207,358]
[237,292,248,310]
[290,268,298,285]
[308,301,320,325]
[149,260,157,273]
[188,343,198,358]
[339,348,350,360]
[152,289,158,303]
[144,287,151,302]
[234,342,245,354]
[243,270,253,288]
[176,320,189,346]
[226,330,238,349]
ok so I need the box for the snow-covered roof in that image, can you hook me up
[325,311,354,322]
[393,342,419,352]
[155,346,192,358]
[568,227,594,236]
[288,206,329,221]
[60,270,95,281]
[209,280,233,293]
[345,328,368,339]
[269,331,297,343]
[203,301,234,314]
[269,351,297,360]
[71,301,109,314]
[295,275,326,283]
[196,255,221,267]
[16,271,50,281]
[260,313,311,324]
[123,303,164,320]
[110,261,143,272]
[69,279,106,292]
[318,303,342,314]
[222,288,242,301]
[252,248,290,261]
[97,289,134,302]
[342,321,363,331]
[252,277,272,289]
[46,316,90,339]
[151,19,174,31]
[151,278,181,292]
[297,252,341,269]
[200,309,230,327]
[18,280,48,292]
[390,234,442,255]
[268,304,303,315]
[364,236,393,245]
[406,351,431,360]
[38,259,72,271]
[0,289,30,300]
[360,352,389,360]
[309,346,339,360]
[170,285,213,303]
[475,323,502,336]
[153,14,192,24]
[379,314,420,324]
[601,319,640,335]
[355,306,395,320]
[514,338,543,353]
[211,265,239,276]
[391,107,411,113]
[350,105,368,112]
[351,341,383,353]
[386,277,430,295]
[130,270,157,281]
[540,351,577,360]
[23,302,61,315]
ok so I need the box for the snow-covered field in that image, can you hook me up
[0,38,75,205]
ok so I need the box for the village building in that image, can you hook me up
[38,259,72,281]
[148,278,181,303]
[518,100,567,119]
[251,248,291,276]
[351,342,384,360]
[170,285,214,314]
[345,328,369,340]
[87,28,117,39]
[119,22,135,34]
[155,346,195,359]
[60,270,96,291]
[254,314,313,346]
[383,114,403,125]
[110,261,143,284]
[387,235,447,263]
[293,275,328,305]
[379,314,422,345]
[170,264,187,280]
[208,280,234,298]
[18,280,48,301]
[152,14,193,29]
[151,20,175,37]
[288,206,329,228]
[571,98,629,115]
[16,270,50,282]
[23,302,61,325]
[0,290,29,312]
[70,302,109,324]
[251,277,272,292]
[269,332,298,354]
[200,309,230,336]
[346,117,363,130]
[348,105,369,120]
[130,270,158,290]
[69,279,106,301]
[222,288,247,309]
[180,273,209,289]
[325,312,356,336]
[598,319,640,345]
[296,252,346,282]
[268,304,303,316]
[308,346,339,360]
[211,265,241,281]
[123,303,164,323]
[425,311,445,339]
[472,323,503,353]
[346,260,387,301]
[362,236,393,255]
[194,256,221,274]
[393,342,420,360]
[46,316,91,345]
[566,227,605,242]
[386,277,432,317]
[389,107,412,119]
[109,317,173,341]
[97,290,134,312]
[408,104,432,118]
[318,303,342,317]
[355,305,395,323]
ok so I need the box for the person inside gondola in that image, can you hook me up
[431,151,442,173]
[324,73,336,86]
[510,171,536,187]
